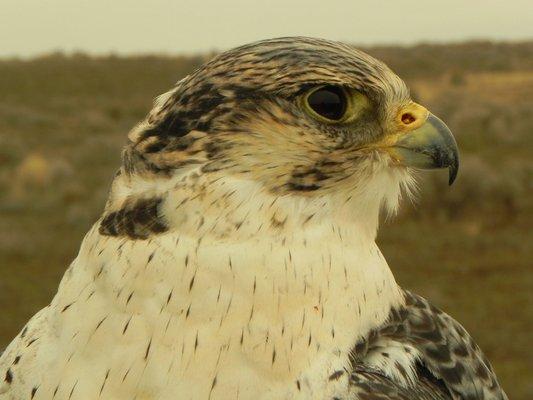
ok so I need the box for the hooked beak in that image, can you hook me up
[380,103,460,185]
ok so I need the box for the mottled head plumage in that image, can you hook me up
[123,37,412,200]
[103,37,420,240]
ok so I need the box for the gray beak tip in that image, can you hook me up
[448,164,458,186]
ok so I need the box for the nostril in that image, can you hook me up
[401,112,416,125]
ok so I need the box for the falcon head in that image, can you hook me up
[105,37,459,239]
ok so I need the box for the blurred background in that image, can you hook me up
[0,1,531,398]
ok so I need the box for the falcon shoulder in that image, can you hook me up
[348,291,508,400]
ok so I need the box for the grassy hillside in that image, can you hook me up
[0,42,531,399]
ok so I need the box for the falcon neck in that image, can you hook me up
[156,171,406,340]
[160,171,386,244]
[90,170,406,391]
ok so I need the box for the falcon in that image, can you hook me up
[0,37,507,400]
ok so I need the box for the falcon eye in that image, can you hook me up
[305,86,348,122]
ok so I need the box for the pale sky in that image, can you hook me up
[1,0,533,58]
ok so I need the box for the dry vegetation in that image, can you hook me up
[0,41,531,399]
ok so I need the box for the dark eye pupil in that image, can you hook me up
[307,86,346,121]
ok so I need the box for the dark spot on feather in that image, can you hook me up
[189,275,196,292]
[99,197,167,240]
[439,363,464,385]
[453,343,469,357]
[208,375,218,399]
[147,251,155,263]
[68,381,78,400]
[302,213,315,225]
[99,370,110,396]
[61,302,75,313]
[426,345,452,363]
[122,317,132,334]
[121,367,131,383]
[328,370,344,381]
[142,111,189,139]
[476,362,490,380]
[4,369,13,383]
[144,338,152,360]
[353,341,366,355]
[287,182,320,192]
[53,384,59,398]
[94,317,107,332]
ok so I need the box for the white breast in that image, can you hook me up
[0,217,403,400]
